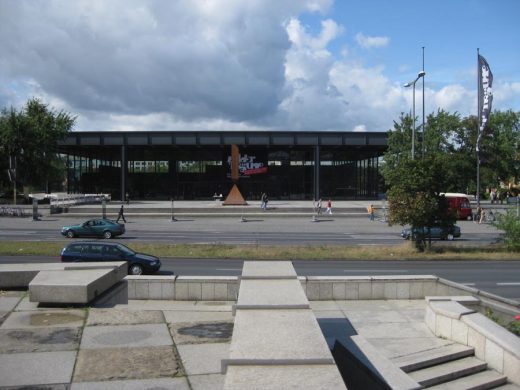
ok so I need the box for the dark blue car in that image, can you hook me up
[60,241,161,275]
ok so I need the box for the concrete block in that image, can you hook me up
[425,306,436,333]
[241,261,296,279]
[29,267,125,304]
[224,309,334,370]
[409,282,424,299]
[214,284,228,300]
[175,282,188,300]
[358,281,372,299]
[468,326,486,359]
[452,319,469,345]
[306,282,320,301]
[202,283,215,300]
[162,281,175,300]
[224,364,346,390]
[436,315,452,339]
[227,283,239,301]
[429,301,476,320]
[397,282,410,299]
[435,283,450,296]
[423,281,437,296]
[372,282,384,299]
[319,282,333,300]
[332,282,346,300]
[485,339,504,372]
[345,283,359,300]
[236,279,309,309]
[188,283,202,300]
[503,350,520,385]
[135,281,149,299]
[384,282,397,299]
[148,282,162,299]
[127,278,136,299]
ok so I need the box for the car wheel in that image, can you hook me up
[447,233,454,241]
[66,230,75,238]
[103,230,113,239]
[129,264,143,275]
[467,215,473,221]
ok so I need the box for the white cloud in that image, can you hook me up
[355,32,390,49]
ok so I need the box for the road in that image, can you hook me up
[2,256,519,302]
[0,216,502,246]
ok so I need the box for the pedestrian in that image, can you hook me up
[126,192,130,205]
[479,208,486,224]
[367,204,375,221]
[261,192,268,210]
[116,204,126,223]
[317,198,322,215]
[326,199,332,214]
[490,188,497,204]
[474,206,482,223]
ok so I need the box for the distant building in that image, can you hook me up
[58,130,387,201]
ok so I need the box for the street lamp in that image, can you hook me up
[404,70,426,159]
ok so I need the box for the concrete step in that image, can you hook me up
[494,384,520,389]
[408,357,487,387]
[426,369,507,390]
[393,344,475,373]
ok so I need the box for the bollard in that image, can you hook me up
[171,198,177,222]
[102,198,106,219]
[32,198,39,221]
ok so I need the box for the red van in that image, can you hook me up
[442,193,472,220]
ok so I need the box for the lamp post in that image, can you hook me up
[404,70,426,159]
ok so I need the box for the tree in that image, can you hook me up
[0,98,75,201]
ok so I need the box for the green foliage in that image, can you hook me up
[0,98,75,194]
[494,210,520,251]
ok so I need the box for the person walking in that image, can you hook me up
[326,199,332,214]
[368,204,375,221]
[316,198,322,215]
[260,192,268,210]
[116,204,127,223]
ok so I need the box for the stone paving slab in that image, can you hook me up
[80,323,172,349]
[0,309,86,329]
[86,308,165,326]
[177,343,230,375]
[355,321,433,339]
[169,321,233,345]
[70,377,190,390]
[117,300,234,311]
[163,310,234,324]
[0,311,7,327]
[73,346,180,382]
[189,373,225,390]
[241,261,297,279]
[228,309,333,364]
[0,296,23,311]
[224,364,346,390]
[0,350,77,387]
[236,279,309,309]
[368,337,454,360]
[0,326,81,353]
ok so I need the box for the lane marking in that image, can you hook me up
[343,270,408,273]
[496,282,520,286]
[216,268,241,271]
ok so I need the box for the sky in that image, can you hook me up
[0,0,519,132]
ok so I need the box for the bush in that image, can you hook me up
[494,210,520,251]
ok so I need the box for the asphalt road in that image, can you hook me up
[2,256,519,302]
[0,215,502,246]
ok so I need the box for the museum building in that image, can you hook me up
[57,130,387,201]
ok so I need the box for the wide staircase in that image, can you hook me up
[393,344,520,389]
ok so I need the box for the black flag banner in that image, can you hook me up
[476,54,493,153]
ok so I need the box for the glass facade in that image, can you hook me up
[62,145,383,200]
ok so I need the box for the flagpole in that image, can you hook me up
[476,48,481,209]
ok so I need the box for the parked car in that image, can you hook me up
[401,225,461,241]
[60,241,161,275]
[61,219,125,239]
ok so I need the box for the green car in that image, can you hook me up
[61,219,125,239]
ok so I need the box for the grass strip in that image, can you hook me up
[1,241,518,261]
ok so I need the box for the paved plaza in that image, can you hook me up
[0,288,461,389]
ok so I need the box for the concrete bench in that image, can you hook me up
[26,262,127,304]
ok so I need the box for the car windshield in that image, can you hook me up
[116,244,135,255]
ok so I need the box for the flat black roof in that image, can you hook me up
[59,130,387,147]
